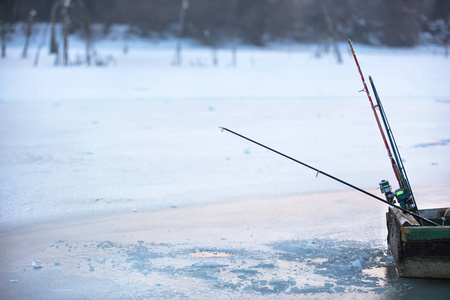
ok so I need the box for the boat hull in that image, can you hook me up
[386,207,450,279]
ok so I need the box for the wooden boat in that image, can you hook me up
[386,207,450,279]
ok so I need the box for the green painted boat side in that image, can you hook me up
[386,206,450,279]
[402,226,450,242]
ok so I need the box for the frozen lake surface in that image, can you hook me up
[0,38,449,299]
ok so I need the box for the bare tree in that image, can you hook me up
[34,22,49,66]
[22,9,37,59]
[61,1,72,65]
[319,0,342,63]
[203,29,218,66]
[49,0,91,66]
[75,0,92,65]
[229,0,240,67]
[0,19,5,58]
[49,0,60,55]
[1,0,20,58]
[172,0,189,66]
[13,0,450,51]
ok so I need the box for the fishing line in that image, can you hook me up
[220,127,440,226]
[249,145,280,245]
[232,142,280,246]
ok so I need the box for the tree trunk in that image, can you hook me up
[22,10,37,59]
[34,22,50,66]
[76,0,92,65]
[231,44,237,67]
[173,0,189,66]
[1,20,6,58]
[319,0,342,64]
[212,47,218,66]
[61,1,71,66]
[49,0,60,55]
[62,14,69,65]
[446,36,449,58]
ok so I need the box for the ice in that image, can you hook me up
[351,259,362,270]
[253,261,276,269]
[269,278,291,292]
[95,258,106,264]
[1,39,449,232]
[32,260,43,269]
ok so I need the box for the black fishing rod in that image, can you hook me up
[369,76,419,214]
[219,127,440,226]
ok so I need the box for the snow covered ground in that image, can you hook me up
[0,33,449,299]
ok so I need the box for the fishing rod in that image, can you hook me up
[347,40,404,191]
[369,76,419,214]
[219,127,440,226]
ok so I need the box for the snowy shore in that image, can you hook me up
[1,41,449,298]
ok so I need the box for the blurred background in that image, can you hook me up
[1,0,449,50]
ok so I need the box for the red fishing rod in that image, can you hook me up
[347,40,403,190]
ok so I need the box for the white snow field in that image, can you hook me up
[0,35,449,299]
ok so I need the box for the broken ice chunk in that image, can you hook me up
[32,260,43,269]
[351,259,362,269]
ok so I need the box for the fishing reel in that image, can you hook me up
[379,180,416,210]
[394,189,416,211]
[379,180,395,203]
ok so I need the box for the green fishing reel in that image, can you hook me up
[379,180,416,210]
